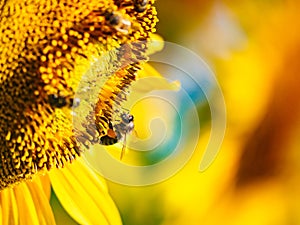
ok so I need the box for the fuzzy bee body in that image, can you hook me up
[100,135,119,145]
[134,0,148,12]
[105,11,132,34]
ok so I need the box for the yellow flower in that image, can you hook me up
[49,158,122,225]
[0,0,158,224]
[1,158,121,225]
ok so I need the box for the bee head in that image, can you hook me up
[121,113,134,123]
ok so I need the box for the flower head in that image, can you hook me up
[0,0,159,224]
[0,0,157,188]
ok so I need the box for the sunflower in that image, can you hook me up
[0,0,158,224]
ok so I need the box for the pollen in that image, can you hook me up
[0,0,158,190]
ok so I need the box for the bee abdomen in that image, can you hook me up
[99,135,118,145]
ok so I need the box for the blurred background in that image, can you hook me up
[52,0,300,224]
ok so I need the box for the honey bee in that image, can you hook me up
[134,0,148,12]
[100,113,134,159]
[105,11,132,34]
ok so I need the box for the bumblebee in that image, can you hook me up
[100,113,134,159]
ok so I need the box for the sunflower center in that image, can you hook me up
[0,0,158,190]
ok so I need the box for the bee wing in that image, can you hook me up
[129,129,139,143]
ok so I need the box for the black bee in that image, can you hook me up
[100,113,134,159]
[134,0,148,13]
[48,94,80,108]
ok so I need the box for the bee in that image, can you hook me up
[134,0,148,13]
[105,11,132,34]
[48,93,80,108]
[100,113,134,159]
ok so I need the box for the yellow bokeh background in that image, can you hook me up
[105,1,300,225]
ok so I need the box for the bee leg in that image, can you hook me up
[120,133,127,160]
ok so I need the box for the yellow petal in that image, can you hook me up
[137,63,165,78]
[35,175,51,200]
[27,180,56,225]
[1,188,18,225]
[13,179,56,225]
[134,64,180,92]
[146,34,165,56]
[49,158,122,225]
[13,184,39,225]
